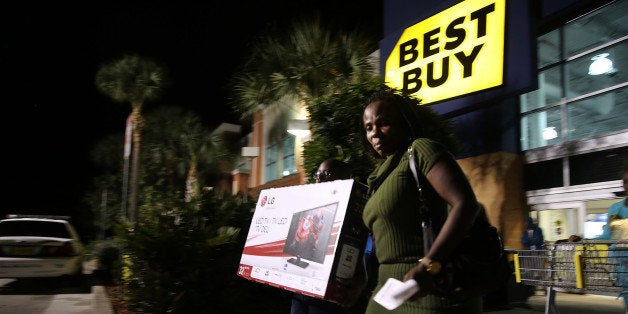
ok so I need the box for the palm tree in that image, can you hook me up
[95,54,169,226]
[142,106,236,203]
[228,16,379,187]
[229,16,378,120]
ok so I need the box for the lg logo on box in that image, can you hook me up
[260,195,275,207]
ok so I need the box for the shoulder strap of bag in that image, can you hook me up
[408,146,434,254]
[407,146,428,216]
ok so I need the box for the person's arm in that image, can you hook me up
[403,156,480,298]
[421,157,481,261]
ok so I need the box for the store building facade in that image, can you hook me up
[232,0,627,248]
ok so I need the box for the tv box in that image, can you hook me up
[237,179,369,305]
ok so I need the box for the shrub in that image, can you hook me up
[117,189,291,313]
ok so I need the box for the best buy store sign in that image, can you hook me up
[385,0,506,104]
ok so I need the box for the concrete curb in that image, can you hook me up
[92,285,114,314]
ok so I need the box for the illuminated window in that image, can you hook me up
[282,135,296,176]
[520,0,627,151]
[521,0,628,191]
[264,135,297,182]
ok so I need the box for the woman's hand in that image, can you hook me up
[402,261,436,301]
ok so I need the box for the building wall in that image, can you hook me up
[379,0,627,246]
[237,0,625,249]
[458,152,527,249]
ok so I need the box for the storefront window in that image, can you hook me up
[520,0,628,151]
[567,88,628,141]
[264,135,298,182]
[524,1,627,239]
[281,135,296,176]
[523,158,563,190]
[563,1,628,57]
[569,146,627,185]
[520,67,562,113]
[265,144,278,182]
[564,41,626,98]
[520,106,562,150]
[537,30,560,69]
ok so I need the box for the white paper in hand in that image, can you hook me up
[373,278,418,310]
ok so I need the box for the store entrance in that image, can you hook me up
[535,203,582,242]
[533,198,620,241]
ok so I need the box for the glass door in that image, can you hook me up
[534,202,584,242]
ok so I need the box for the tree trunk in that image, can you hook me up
[184,159,198,203]
[128,106,143,226]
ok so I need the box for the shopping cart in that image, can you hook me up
[513,240,628,314]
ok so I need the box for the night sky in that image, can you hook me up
[2,1,382,217]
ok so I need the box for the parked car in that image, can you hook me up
[0,215,85,279]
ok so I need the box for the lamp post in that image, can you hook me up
[287,119,311,141]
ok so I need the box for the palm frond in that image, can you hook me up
[95,54,169,106]
[228,16,377,119]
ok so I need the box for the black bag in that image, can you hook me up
[408,147,512,302]
[429,218,512,301]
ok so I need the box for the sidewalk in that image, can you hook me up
[85,258,625,314]
[92,285,114,314]
[88,286,625,314]
[84,259,114,314]
[489,290,626,314]
[87,281,626,314]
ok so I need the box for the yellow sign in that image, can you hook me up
[384,0,506,104]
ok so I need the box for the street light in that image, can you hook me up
[287,119,311,141]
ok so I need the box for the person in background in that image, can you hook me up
[361,88,483,313]
[596,168,628,240]
[521,217,544,251]
[520,216,545,301]
[291,158,377,314]
[600,168,628,311]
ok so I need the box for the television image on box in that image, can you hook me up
[283,202,339,268]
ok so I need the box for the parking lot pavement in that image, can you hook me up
[0,259,113,314]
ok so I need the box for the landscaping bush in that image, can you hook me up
[116,189,290,313]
